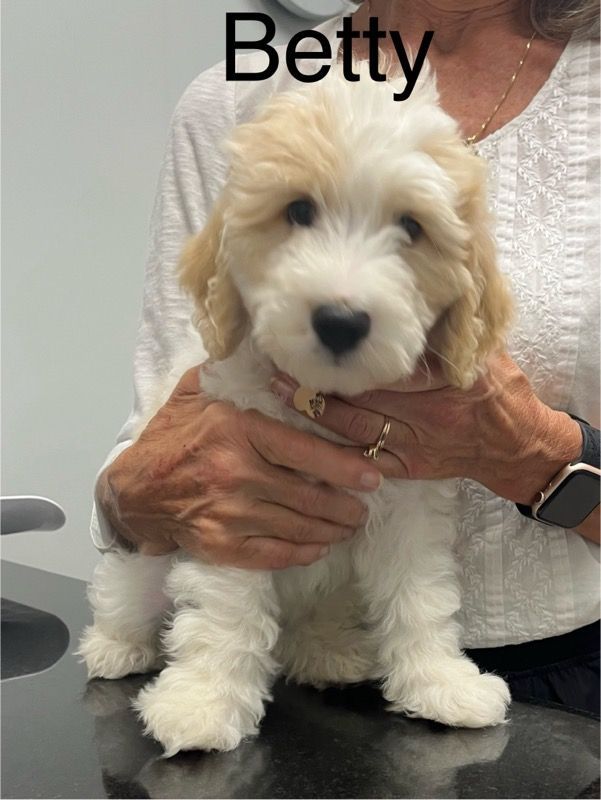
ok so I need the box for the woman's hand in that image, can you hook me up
[97,367,382,569]
[271,352,582,507]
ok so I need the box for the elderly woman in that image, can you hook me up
[92,0,600,714]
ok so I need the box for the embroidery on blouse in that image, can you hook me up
[456,47,586,646]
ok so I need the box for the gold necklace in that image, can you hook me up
[465,31,536,146]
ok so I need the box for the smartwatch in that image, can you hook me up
[516,415,600,529]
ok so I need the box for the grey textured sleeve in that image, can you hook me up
[90,60,235,551]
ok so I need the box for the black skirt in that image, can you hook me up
[466,620,600,718]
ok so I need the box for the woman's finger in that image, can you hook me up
[235,537,331,570]
[253,500,356,545]
[178,528,330,570]
[270,380,415,450]
[257,465,368,529]
[322,395,416,449]
[247,411,383,492]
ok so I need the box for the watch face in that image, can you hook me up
[273,0,350,21]
[537,471,600,528]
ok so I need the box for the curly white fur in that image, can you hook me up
[79,62,512,755]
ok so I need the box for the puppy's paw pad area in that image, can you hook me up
[77,626,161,680]
[388,671,510,729]
[134,673,261,755]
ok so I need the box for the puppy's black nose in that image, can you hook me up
[312,305,371,355]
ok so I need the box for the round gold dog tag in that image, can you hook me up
[293,387,326,419]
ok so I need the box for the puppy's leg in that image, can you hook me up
[78,551,172,679]
[134,557,280,755]
[357,485,510,728]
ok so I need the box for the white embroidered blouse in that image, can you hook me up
[91,17,600,649]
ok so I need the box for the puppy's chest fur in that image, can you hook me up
[198,338,460,605]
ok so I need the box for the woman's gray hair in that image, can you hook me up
[530,0,599,40]
[343,1,600,40]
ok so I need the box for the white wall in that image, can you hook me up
[1,0,314,580]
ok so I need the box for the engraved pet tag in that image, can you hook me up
[293,386,325,419]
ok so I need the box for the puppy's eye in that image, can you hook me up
[398,214,422,242]
[287,199,316,227]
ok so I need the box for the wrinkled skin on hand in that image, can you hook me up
[98,367,382,570]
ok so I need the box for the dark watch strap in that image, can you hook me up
[570,414,601,469]
[516,414,600,520]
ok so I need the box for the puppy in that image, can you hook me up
[79,62,513,756]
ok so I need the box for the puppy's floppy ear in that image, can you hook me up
[428,147,513,389]
[179,200,247,360]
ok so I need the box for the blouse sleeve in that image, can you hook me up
[90,60,235,551]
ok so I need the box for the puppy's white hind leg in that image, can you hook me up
[357,485,510,729]
[78,551,172,679]
[134,558,280,756]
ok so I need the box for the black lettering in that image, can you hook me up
[226,13,278,81]
[390,30,434,101]
[362,16,387,81]
[336,15,360,82]
[286,31,331,83]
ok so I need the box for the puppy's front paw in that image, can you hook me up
[134,668,264,756]
[77,625,162,680]
[387,665,510,728]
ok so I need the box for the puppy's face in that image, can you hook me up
[181,67,512,394]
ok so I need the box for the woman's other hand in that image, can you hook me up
[272,352,582,506]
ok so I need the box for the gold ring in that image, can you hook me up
[363,418,391,461]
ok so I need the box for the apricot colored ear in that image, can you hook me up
[179,202,247,360]
[429,149,513,388]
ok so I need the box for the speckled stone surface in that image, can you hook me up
[2,561,599,799]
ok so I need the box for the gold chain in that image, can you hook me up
[465,31,536,146]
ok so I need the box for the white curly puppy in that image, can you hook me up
[79,62,513,756]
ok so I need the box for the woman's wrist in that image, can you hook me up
[502,407,583,505]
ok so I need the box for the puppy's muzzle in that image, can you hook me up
[311,305,371,356]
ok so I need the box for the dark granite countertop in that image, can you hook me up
[1,560,599,799]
